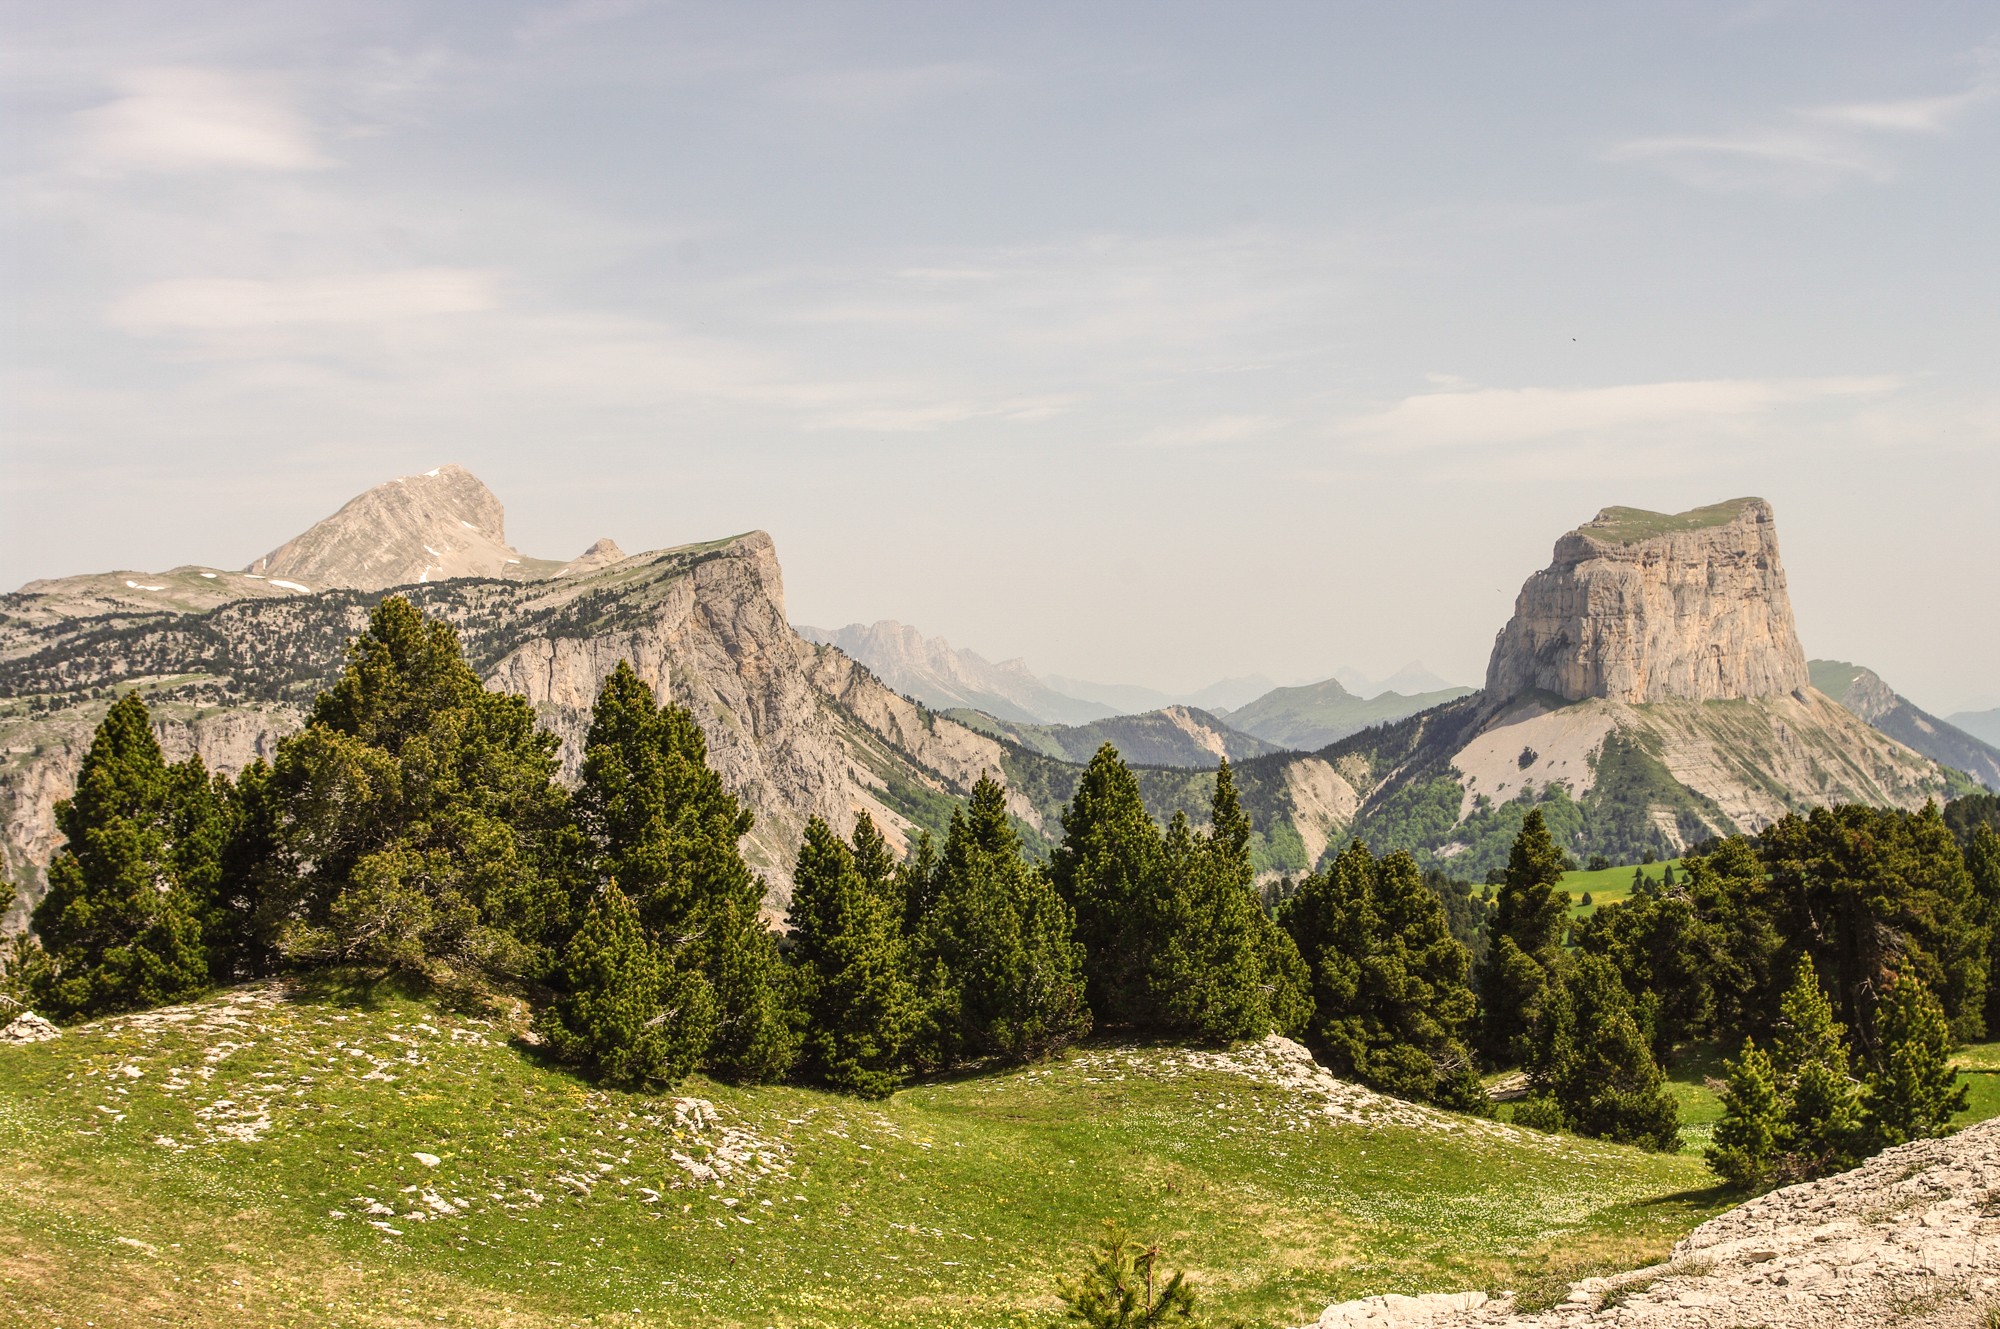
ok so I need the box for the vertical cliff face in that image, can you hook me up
[1484,497,1810,704]
[2,530,1021,927]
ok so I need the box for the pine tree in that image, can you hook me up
[536,883,714,1089]
[786,818,919,1098]
[1863,970,1967,1150]
[1707,1038,1782,1187]
[1759,801,1985,1047]
[1549,953,1680,1151]
[1770,956,1863,1181]
[1967,824,2000,1039]
[915,777,1090,1067]
[1053,1225,1201,1328]
[1476,810,1572,1064]
[254,597,571,975]
[1051,745,1167,1027]
[573,661,797,1082]
[1284,840,1481,1108]
[1152,811,1266,1041]
[32,694,216,1018]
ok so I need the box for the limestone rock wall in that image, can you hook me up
[1485,498,1810,704]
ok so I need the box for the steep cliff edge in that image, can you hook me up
[1485,498,1810,704]
[1,532,1013,928]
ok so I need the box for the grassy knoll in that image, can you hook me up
[0,977,1731,1329]
[1558,860,1683,916]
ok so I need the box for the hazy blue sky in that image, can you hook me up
[4,2,1996,712]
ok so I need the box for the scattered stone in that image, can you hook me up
[412,1152,440,1168]
[0,1011,60,1044]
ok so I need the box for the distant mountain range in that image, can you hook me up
[791,620,1115,725]
[1951,709,2000,748]
[945,705,1282,768]
[792,616,1471,751]
[1810,660,2000,792]
[1220,677,1476,751]
[3,469,1990,935]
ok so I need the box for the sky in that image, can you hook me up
[3,2,1996,715]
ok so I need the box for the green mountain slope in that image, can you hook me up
[946,704,1281,767]
[0,980,1726,1329]
[1811,659,2000,792]
[1223,677,1475,750]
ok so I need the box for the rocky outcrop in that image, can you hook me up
[0,1011,60,1044]
[557,538,627,577]
[246,464,532,591]
[1486,498,1810,705]
[1,531,1010,925]
[1300,1115,2000,1328]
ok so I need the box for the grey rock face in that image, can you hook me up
[1485,498,1811,704]
[1,532,1010,928]
[246,464,527,591]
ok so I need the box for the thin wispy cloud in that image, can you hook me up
[1341,377,1903,450]
[1609,67,1995,193]
[109,269,500,333]
[69,68,331,175]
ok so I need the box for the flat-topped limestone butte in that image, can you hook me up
[1485,497,1810,705]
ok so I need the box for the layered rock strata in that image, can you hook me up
[1486,498,1810,704]
[1,532,1015,929]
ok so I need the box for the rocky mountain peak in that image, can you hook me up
[559,537,628,577]
[1485,496,1810,704]
[245,464,523,591]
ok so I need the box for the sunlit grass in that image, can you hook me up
[0,976,1734,1328]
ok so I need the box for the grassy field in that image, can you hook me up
[0,976,1733,1329]
[1558,860,1683,916]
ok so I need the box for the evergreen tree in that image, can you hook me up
[1053,1225,1201,1328]
[786,818,919,1098]
[1547,953,1680,1151]
[254,597,572,975]
[1863,970,1967,1150]
[1284,840,1482,1108]
[1476,810,1572,1064]
[573,661,797,1082]
[536,883,714,1089]
[1758,801,1985,1048]
[1707,1038,1782,1187]
[32,694,217,1018]
[1770,956,1863,1181]
[897,828,939,936]
[915,777,1090,1067]
[1150,764,1305,1042]
[1152,811,1267,1041]
[1967,824,2000,1040]
[1573,880,1722,1063]
[1051,745,1167,1027]
[1683,836,1785,1045]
